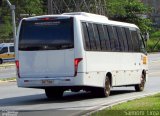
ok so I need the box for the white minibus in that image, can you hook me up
[15,12,148,98]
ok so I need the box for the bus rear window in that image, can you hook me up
[19,18,74,51]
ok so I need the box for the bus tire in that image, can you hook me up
[45,88,64,99]
[98,77,111,97]
[0,59,3,64]
[135,73,146,92]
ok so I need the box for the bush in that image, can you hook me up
[147,30,160,52]
[147,39,160,52]
[150,31,160,39]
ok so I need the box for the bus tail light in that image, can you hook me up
[15,60,20,78]
[74,58,83,77]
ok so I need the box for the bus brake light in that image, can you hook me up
[74,58,83,77]
[38,17,55,21]
[15,60,20,78]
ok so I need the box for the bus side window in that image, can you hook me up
[121,27,129,52]
[113,26,121,51]
[97,24,107,51]
[81,22,91,50]
[113,26,120,51]
[137,31,146,54]
[0,47,8,54]
[107,25,116,51]
[131,30,140,52]
[93,24,101,50]
[103,25,111,51]
[124,28,133,52]
[87,23,97,51]
[116,27,125,52]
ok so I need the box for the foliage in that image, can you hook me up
[150,30,160,39]
[147,39,160,52]
[0,20,12,39]
[106,0,152,33]
[0,77,16,82]
[0,0,154,40]
[147,30,160,52]
[92,93,160,116]
[0,0,45,40]
[11,0,44,19]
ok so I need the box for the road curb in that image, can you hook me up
[0,81,16,83]
[83,91,160,116]
[0,79,16,84]
[0,64,15,69]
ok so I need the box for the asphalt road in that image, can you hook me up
[0,66,16,79]
[0,53,160,116]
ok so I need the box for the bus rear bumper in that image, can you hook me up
[17,73,87,88]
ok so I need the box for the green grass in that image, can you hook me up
[92,93,160,116]
[147,39,160,52]
[0,77,16,82]
[147,30,160,52]
[150,31,160,39]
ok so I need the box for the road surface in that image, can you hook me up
[0,53,160,116]
[0,66,16,79]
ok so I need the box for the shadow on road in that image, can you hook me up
[0,89,136,107]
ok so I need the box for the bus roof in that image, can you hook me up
[22,12,138,29]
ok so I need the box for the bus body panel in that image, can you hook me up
[19,49,74,78]
[85,52,143,86]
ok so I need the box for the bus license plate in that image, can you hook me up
[42,80,53,85]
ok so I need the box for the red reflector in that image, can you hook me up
[15,60,19,69]
[74,58,83,77]
[15,60,20,78]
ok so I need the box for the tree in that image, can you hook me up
[12,0,44,19]
[0,0,45,40]
[0,0,2,6]
[106,0,152,33]
[0,1,12,40]
[0,21,12,39]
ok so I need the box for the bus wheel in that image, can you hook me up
[135,73,146,92]
[45,88,64,99]
[99,77,111,97]
[0,59,3,64]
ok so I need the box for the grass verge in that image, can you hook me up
[0,63,15,67]
[92,93,160,116]
[0,77,16,82]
